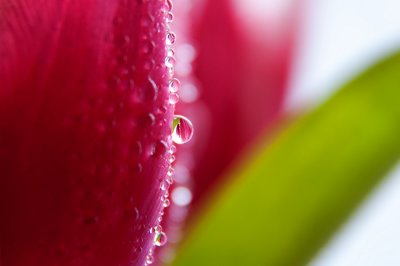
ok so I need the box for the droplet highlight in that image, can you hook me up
[172,115,194,144]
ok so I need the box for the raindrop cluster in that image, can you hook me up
[144,1,194,265]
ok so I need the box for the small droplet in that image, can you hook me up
[166,32,176,45]
[163,198,171,208]
[168,78,180,93]
[154,232,168,247]
[146,254,154,264]
[167,48,175,57]
[172,115,194,144]
[166,175,174,185]
[169,92,179,105]
[166,12,174,23]
[152,140,168,157]
[169,145,177,154]
[165,56,176,69]
[151,225,163,234]
[160,181,170,191]
[169,155,176,163]
[167,167,174,176]
[142,40,154,55]
[166,0,173,11]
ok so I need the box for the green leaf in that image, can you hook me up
[172,51,400,266]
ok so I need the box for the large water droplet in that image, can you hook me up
[172,115,194,144]
[154,232,168,247]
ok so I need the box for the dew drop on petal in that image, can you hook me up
[167,48,175,57]
[163,198,170,208]
[166,32,176,46]
[160,181,170,191]
[154,232,168,247]
[168,78,180,93]
[166,12,174,23]
[172,115,194,144]
[165,56,176,69]
[166,0,173,11]
[169,92,179,104]
[146,254,154,264]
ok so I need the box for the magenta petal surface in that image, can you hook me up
[0,1,172,265]
[185,0,298,205]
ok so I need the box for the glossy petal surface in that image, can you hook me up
[0,1,171,265]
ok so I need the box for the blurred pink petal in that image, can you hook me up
[188,0,298,205]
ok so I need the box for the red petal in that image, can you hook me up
[187,0,298,205]
[0,1,171,265]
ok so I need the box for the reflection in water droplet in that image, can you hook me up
[154,232,168,247]
[172,115,194,144]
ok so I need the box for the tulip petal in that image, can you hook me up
[187,0,297,205]
[0,1,172,265]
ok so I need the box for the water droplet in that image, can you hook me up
[152,140,168,157]
[134,207,140,221]
[168,78,180,93]
[166,175,174,185]
[146,254,154,264]
[134,78,158,102]
[163,198,171,208]
[138,113,156,127]
[172,115,194,144]
[160,181,170,191]
[166,32,176,45]
[167,167,174,176]
[166,12,174,23]
[154,232,168,246]
[167,48,175,57]
[166,0,173,11]
[169,145,177,154]
[142,40,154,54]
[169,155,176,163]
[169,92,179,104]
[151,225,162,234]
[165,56,176,69]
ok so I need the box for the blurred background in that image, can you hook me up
[171,0,400,265]
[287,0,400,265]
[176,0,400,266]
